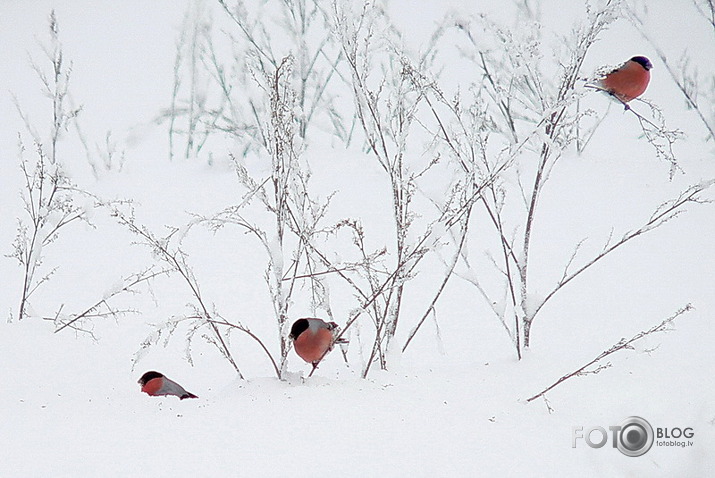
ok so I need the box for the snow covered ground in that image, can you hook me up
[1,1,714,477]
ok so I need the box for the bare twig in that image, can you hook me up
[112,207,244,378]
[54,267,169,333]
[528,180,713,325]
[9,12,89,321]
[526,304,694,403]
[402,215,470,353]
[209,317,281,377]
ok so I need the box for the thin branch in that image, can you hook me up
[402,215,469,353]
[210,317,281,378]
[526,304,694,403]
[531,180,713,320]
[54,268,169,333]
[112,207,244,378]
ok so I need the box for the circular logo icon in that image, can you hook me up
[617,416,654,457]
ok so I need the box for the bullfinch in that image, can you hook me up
[138,371,198,399]
[289,318,345,366]
[599,56,652,103]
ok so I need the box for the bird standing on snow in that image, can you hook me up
[289,318,345,367]
[598,56,652,103]
[138,371,198,399]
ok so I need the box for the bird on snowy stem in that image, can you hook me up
[589,56,653,109]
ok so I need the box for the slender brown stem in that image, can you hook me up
[526,304,693,403]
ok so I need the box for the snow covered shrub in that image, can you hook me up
[195,56,341,378]
[9,142,89,321]
[152,0,713,378]
[437,0,714,357]
[157,0,474,377]
[328,1,477,375]
[9,11,159,334]
[138,0,353,378]
[8,11,89,323]
[112,205,272,380]
[127,54,340,379]
[164,0,347,161]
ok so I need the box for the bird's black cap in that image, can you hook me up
[138,371,164,385]
[289,318,309,340]
[631,56,652,70]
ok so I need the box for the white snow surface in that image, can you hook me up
[1,1,714,477]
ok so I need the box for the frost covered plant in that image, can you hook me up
[447,0,713,357]
[330,0,448,374]
[53,266,168,336]
[8,11,89,322]
[112,206,273,379]
[196,56,341,377]
[11,11,81,166]
[323,1,512,375]
[9,142,89,321]
[164,0,346,161]
[148,1,345,376]
[9,10,152,333]
[115,56,322,378]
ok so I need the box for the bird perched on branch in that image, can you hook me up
[138,371,198,400]
[598,56,652,104]
[289,318,346,367]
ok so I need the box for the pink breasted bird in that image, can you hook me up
[289,318,345,366]
[138,371,198,400]
[599,56,652,103]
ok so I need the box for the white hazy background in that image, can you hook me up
[1,1,714,477]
